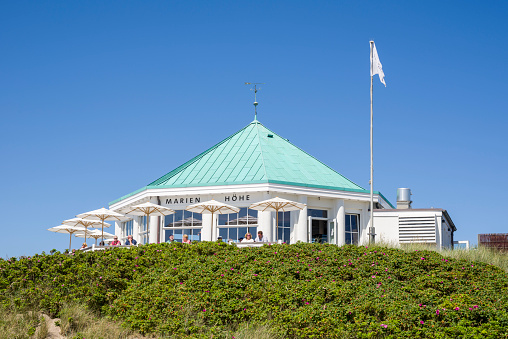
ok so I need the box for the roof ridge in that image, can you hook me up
[254,121,269,181]
[257,123,365,190]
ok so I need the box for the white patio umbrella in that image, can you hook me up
[119,202,175,243]
[75,229,115,245]
[77,207,130,243]
[62,217,110,243]
[71,228,96,247]
[186,200,240,241]
[48,225,86,250]
[249,197,306,241]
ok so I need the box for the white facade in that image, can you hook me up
[373,209,456,249]
[110,182,395,246]
[110,183,457,249]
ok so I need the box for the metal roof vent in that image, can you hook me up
[397,188,412,209]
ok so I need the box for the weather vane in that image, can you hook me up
[245,82,265,120]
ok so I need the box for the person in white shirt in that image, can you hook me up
[242,233,255,243]
[254,231,268,242]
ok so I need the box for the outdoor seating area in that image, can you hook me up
[49,203,168,250]
[49,196,306,250]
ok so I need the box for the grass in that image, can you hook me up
[34,316,48,339]
[231,323,281,339]
[381,241,508,272]
[0,298,277,339]
[0,303,152,339]
[59,303,154,339]
[441,246,508,272]
[0,306,41,339]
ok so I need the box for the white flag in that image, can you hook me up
[370,42,386,87]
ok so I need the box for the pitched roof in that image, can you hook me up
[110,119,369,204]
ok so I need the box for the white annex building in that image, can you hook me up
[109,118,456,249]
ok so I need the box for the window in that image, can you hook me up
[309,209,328,244]
[309,209,328,218]
[123,220,133,236]
[164,210,202,243]
[139,216,149,244]
[165,210,203,228]
[277,211,290,243]
[345,214,359,245]
[218,208,258,242]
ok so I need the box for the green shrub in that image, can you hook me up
[1,243,508,338]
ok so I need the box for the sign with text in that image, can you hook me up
[161,192,264,207]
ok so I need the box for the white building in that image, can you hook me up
[374,197,456,250]
[109,119,456,248]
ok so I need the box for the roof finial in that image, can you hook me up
[245,82,265,121]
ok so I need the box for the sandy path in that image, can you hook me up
[40,314,64,339]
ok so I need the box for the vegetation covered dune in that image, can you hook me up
[1,242,508,338]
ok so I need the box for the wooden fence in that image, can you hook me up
[478,234,508,251]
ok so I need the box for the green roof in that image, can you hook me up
[110,119,385,205]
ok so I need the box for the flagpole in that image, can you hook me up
[369,40,375,244]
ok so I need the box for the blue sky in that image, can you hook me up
[1,1,507,257]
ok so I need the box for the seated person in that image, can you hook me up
[124,235,137,245]
[80,243,88,249]
[167,234,176,243]
[254,231,268,242]
[110,236,121,246]
[182,234,191,244]
[242,233,255,243]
